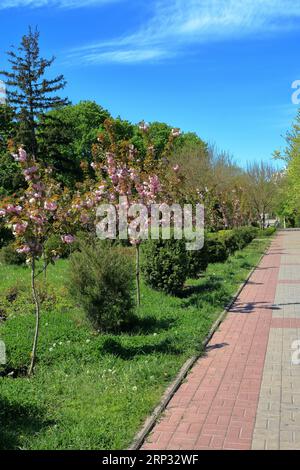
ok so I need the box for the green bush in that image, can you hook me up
[205,233,229,263]
[0,223,13,249]
[257,227,276,237]
[264,227,276,236]
[217,230,240,254]
[187,244,209,279]
[235,227,258,245]
[68,240,135,332]
[217,227,258,254]
[44,233,71,260]
[294,214,300,228]
[142,238,188,295]
[0,243,26,265]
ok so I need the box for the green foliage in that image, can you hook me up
[0,243,26,265]
[0,152,25,196]
[217,230,240,254]
[44,234,71,260]
[142,238,188,294]
[257,227,276,237]
[68,240,135,331]
[218,227,258,254]
[38,101,110,186]
[187,244,209,279]
[0,223,13,248]
[0,104,15,152]
[205,232,229,263]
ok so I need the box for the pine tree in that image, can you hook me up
[0,27,69,158]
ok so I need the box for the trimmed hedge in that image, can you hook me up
[142,238,188,295]
[0,243,26,265]
[257,227,276,237]
[142,226,274,289]
[187,227,260,279]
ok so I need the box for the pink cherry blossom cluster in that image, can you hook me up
[1,147,76,260]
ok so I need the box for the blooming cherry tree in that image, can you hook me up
[0,147,74,376]
[83,121,181,305]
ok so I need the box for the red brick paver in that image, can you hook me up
[142,234,285,450]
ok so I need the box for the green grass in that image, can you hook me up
[0,237,270,450]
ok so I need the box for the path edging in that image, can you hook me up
[129,237,273,450]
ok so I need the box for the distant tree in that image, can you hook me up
[0,104,24,195]
[0,104,15,152]
[246,162,278,228]
[0,27,68,158]
[147,122,172,158]
[38,101,110,186]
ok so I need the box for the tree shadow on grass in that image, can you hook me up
[180,276,223,299]
[180,276,233,309]
[101,337,182,360]
[123,314,177,335]
[0,397,54,450]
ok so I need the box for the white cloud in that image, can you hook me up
[81,48,169,64]
[0,0,118,8]
[68,0,300,64]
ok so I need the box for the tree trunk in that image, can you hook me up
[136,244,141,307]
[42,247,47,281]
[28,257,40,377]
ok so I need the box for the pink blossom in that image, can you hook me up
[148,175,161,195]
[30,215,45,225]
[173,164,179,173]
[85,199,94,209]
[6,204,22,214]
[44,201,57,211]
[106,152,115,165]
[24,166,38,181]
[12,148,27,162]
[129,238,142,246]
[94,191,103,201]
[17,245,30,254]
[111,174,118,185]
[18,148,27,162]
[0,209,6,218]
[32,182,44,192]
[13,222,28,235]
[171,128,181,137]
[80,214,90,224]
[138,121,149,132]
[61,234,75,244]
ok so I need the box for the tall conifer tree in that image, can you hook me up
[0,27,68,158]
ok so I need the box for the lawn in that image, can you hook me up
[0,237,270,450]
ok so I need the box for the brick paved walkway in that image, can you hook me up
[142,231,300,450]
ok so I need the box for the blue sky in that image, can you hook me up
[1,0,300,166]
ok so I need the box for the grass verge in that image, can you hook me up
[0,237,270,450]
